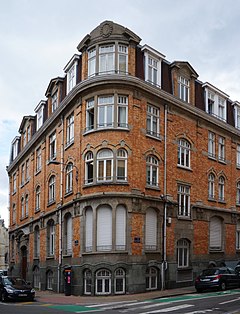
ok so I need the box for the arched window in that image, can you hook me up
[63,214,72,255]
[95,269,111,295]
[210,216,222,250]
[116,205,126,250]
[97,149,113,182]
[114,268,125,294]
[177,138,191,168]
[35,185,41,212]
[25,194,29,217]
[47,219,55,256]
[46,270,53,290]
[208,174,215,199]
[236,220,240,250]
[146,267,157,290]
[237,182,240,205]
[145,208,157,251]
[66,163,73,194]
[33,266,40,289]
[177,238,190,268]
[146,155,159,186]
[218,176,225,202]
[48,175,56,203]
[34,225,40,258]
[116,149,127,181]
[85,152,94,184]
[97,205,112,251]
[84,269,92,295]
[85,207,93,252]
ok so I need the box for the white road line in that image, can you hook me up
[141,304,194,313]
[86,300,138,308]
[219,297,240,304]
[100,301,151,310]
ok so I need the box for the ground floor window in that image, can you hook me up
[114,268,125,294]
[46,270,53,290]
[33,266,40,289]
[96,269,111,295]
[146,267,157,290]
[84,269,92,295]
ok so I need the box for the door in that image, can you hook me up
[21,246,27,280]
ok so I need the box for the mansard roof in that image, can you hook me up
[170,61,198,78]
[18,115,35,133]
[77,20,141,52]
[45,77,64,97]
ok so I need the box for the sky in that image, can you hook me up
[1,0,240,226]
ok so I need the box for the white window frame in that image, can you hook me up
[88,48,96,77]
[218,136,225,162]
[84,269,92,295]
[36,105,44,130]
[34,226,40,258]
[25,194,29,217]
[147,104,160,138]
[118,45,128,74]
[177,139,191,168]
[178,76,189,102]
[116,149,127,181]
[26,159,30,181]
[49,132,56,160]
[95,269,111,295]
[177,239,190,268]
[99,44,115,74]
[97,95,114,128]
[237,144,240,167]
[86,98,95,131]
[146,155,159,187]
[237,182,240,205]
[236,221,240,250]
[85,152,94,184]
[36,147,42,172]
[97,149,113,182]
[66,113,74,146]
[218,176,225,202]
[13,173,17,193]
[146,267,157,290]
[208,174,215,200]
[65,163,73,194]
[52,92,58,112]
[178,184,190,217]
[48,176,56,203]
[114,268,125,294]
[46,271,53,290]
[208,131,216,158]
[117,95,128,128]
[35,186,40,211]
[48,223,55,256]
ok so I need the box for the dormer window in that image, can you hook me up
[35,101,45,131]
[64,55,79,94]
[12,137,20,160]
[52,92,58,113]
[232,102,240,130]
[208,91,215,114]
[141,45,165,87]
[99,44,115,74]
[178,76,189,102]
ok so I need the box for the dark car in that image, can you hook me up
[0,276,35,302]
[0,270,7,277]
[195,267,240,292]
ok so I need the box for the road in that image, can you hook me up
[1,289,240,313]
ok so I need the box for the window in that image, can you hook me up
[12,138,19,160]
[208,91,215,115]
[35,185,40,212]
[47,220,55,256]
[21,164,25,186]
[67,64,76,93]
[49,132,56,160]
[52,92,58,112]
[218,97,225,120]
[34,226,40,258]
[178,184,190,217]
[114,268,125,294]
[218,176,225,202]
[210,216,222,250]
[85,207,93,252]
[84,269,92,295]
[65,163,73,194]
[237,182,240,205]
[145,208,157,250]
[118,45,128,74]
[97,149,113,182]
[236,220,240,250]
[36,147,41,172]
[63,214,72,255]
[27,126,31,142]
[48,175,56,203]
[85,152,94,184]
[178,139,191,168]
[95,269,111,295]
[25,194,29,217]
[146,267,157,290]
[98,96,114,128]
[86,98,95,131]
[46,270,53,290]
[208,174,215,200]
[13,173,17,193]
[146,155,159,187]
[117,95,128,127]
[66,113,74,146]
[26,159,30,181]
[23,130,27,147]
[99,45,115,74]
[208,131,216,158]
[147,56,158,85]
[142,46,164,87]
[218,136,225,162]
[12,203,16,224]
[234,105,240,129]
[115,205,126,250]
[88,48,96,77]
[97,205,112,251]
[178,76,189,102]
[33,266,40,289]
[116,149,127,181]
[237,144,240,167]
[177,239,190,268]
[147,104,160,138]
[36,104,44,130]
[21,197,24,218]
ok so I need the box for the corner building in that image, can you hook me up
[7,21,240,295]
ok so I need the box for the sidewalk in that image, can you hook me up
[35,286,196,305]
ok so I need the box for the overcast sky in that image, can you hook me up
[1,0,240,226]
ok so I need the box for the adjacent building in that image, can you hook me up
[6,20,240,295]
[0,219,8,271]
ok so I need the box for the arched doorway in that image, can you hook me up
[21,246,27,280]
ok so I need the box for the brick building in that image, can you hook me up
[0,219,8,271]
[6,20,240,295]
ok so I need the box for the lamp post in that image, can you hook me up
[48,160,79,293]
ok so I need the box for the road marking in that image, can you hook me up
[86,300,139,308]
[142,304,194,313]
[219,297,240,304]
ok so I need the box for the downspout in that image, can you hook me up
[58,115,64,293]
[161,103,168,290]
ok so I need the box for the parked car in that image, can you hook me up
[0,276,35,302]
[195,267,240,292]
[0,270,7,277]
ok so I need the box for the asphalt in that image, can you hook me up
[35,286,196,305]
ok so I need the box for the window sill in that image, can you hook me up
[47,200,56,207]
[209,249,223,253]
[218,199,226,204]
[177,266,192,271]
[208,154,217,161]
[177,165,192,171]
[63,254,72,258]
[146,133,161,141]
[35,208,40,213]
[12,190,17,196]
[46,256,55,260]
[145,185,160,191]
[65,140,74,150]
[83,181,129,188]
[35,169,41,176]
[208,198,217,202]
[64,191,73,198]
[218,159,226,164]
[177,215,192,221]
[83,126,130,136]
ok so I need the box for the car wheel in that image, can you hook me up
[220,281,226,291]
[1,292,8,302]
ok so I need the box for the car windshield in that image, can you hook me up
[201,269,219,276]
[3,277,26,286]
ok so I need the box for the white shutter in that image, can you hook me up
[210,217,222,249]
[66,216,72,253]
[116,205,126,250]
[145,208,157,250]
[85,208,93,252]
[97,206,112,251]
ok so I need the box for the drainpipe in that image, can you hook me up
[58,115,64,293]
[161,103,168,290]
